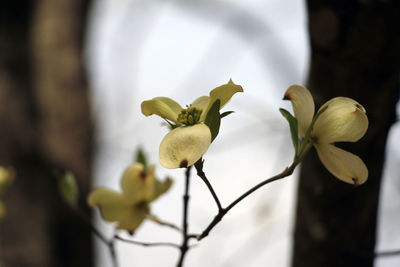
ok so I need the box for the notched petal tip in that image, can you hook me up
[200,80,243,121]
[226,78,244,91]
[283,92,291,100]
[352,177,360,187]
[179,159,188,168]
[355,103,366,113]
[351,103,366,115]
[315,144,368,185]
[139,171,147,180]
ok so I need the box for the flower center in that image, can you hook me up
[177,105,203,126]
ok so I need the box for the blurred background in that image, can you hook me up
[0,0,399,267]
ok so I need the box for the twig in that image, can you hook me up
[147,214,182,232]
[195,160,223,212]
[176,166,192,267]
[191,163,296,241]
[115,235,180,249]
[109,231,119,267]
[375,249,400,257]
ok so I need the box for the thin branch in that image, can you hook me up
[375,249,400,257]
[225,164,296,213]
[195,160,223,212]
[191,163,296,241]
[109,231,119,267]
[115,235,180,249]
[176,166,192,267]
[147,214,182,232]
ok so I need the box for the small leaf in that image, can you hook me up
[151,177,173,201]
[135,148,148,170]
[204,99,221,142]
[279,108,299,153]
[59,172,79,207]
[220,111,234,119]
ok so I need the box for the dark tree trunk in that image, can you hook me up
[292,1,400,267]
[0,0,93,266]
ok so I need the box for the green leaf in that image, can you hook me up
[58,172,79,207]
[204,99,221,142]
[135,148,148,169]
[279,108,299,153]
[220,111,234,119]
[151,177,173,202]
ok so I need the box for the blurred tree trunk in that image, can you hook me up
[292,1,400,267]
[0,0,93,266]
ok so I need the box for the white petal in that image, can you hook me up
[313,97,368,143]
[159,124,211,169]
[315,143,368,185]
[200,80,243,121]
[192,96,210,111]
[88,188,130,221]
[284,85,315,137]
[88,188,149,232]
[141,97,182,124]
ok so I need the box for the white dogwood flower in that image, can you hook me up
[142,80,243,168]
[88,163,172,233]
[284,85,369,185]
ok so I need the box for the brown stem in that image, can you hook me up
[176,166,192,267]
[109,236,119,267]
[147,214,182,233]
[195,161,223,212]
[375,249,400,258]
[114,235,180,249]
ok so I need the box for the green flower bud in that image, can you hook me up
[59,172,79,207]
